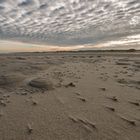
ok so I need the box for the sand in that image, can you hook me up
[0,51,140,140]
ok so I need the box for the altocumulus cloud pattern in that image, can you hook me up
[0,0,140,46]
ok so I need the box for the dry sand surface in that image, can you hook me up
[0,51,140,140]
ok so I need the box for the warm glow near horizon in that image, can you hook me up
[1,34,140,53]
[0,40,86,53]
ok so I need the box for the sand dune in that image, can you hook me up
[0,51,140,140]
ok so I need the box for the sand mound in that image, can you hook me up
[28,78,53,90]
[117,78,140,85]
[117,78,140,89]
[116,62,130,65]
[0,74,24,87]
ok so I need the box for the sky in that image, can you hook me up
[0,0,140,52]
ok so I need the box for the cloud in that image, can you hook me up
[0,0,140,47]
[18,0,33,6]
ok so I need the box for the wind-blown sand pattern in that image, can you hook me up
[0,51,140,140]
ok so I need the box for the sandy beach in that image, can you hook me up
[0,51,140,140]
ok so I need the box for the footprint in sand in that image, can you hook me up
[100,87,106,91]
[0,109,4,117]
[118,114,136,126]
[68,115,96,132]
[32,99,38,105]
[77,96,87,102]
[104,105,115,112]
[107,96,118,102]
[27,123,33,134]
[74,92,81,96]
[128,101,140,106]
[0,100,6,106]
[65,82,76,88]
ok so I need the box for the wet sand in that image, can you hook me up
[0,51,140,140]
